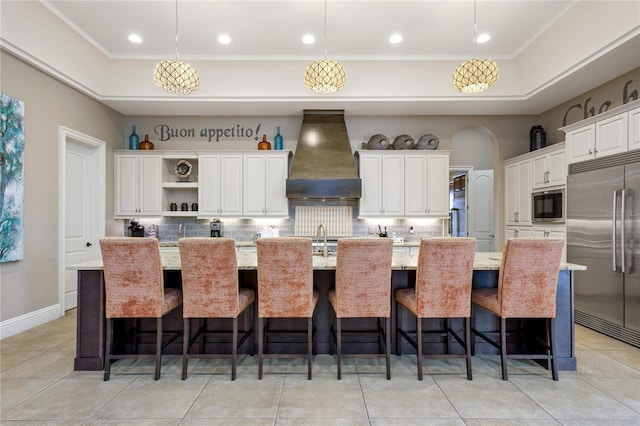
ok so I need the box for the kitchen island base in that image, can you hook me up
[74,268,576,372]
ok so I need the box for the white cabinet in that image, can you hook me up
[506,226,533,238]
[405,153,450,217]
[198,154,243,217]
[566,124,595,163]
[629,106,640,151]
[505,159,532,226]
[566,114,627,164]
[243,153,289,217]
[532,144,565,189]
[359,153,405,217]
[115,153,162,217]
[563,101,640,164]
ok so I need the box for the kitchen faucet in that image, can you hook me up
[316,224,327,259]
[178,222,184,238]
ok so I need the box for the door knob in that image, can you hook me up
[86,242,92,247]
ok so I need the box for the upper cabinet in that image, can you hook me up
[563,100,640,165]
[359,153,405,217]
[115,153,162,218]
[358,151,449,218]
[405,153,449,217]
[629,106,640,151]
[198,154,243,217]
[243,152,289,217]
[532,142,565,189]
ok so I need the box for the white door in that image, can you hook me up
[467,169,494,252]
[64,142,98,309]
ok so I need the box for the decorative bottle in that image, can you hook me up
[529,125,546,152]
[129,125,139,150]
[274,126,283,150]
[257,134,271,150]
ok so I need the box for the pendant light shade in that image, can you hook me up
[304,59,346,94]
[452,0,498,94]
[452,58,499,94]
[304,0,346,94]
[154,60,199,95]
[154,0,199,95]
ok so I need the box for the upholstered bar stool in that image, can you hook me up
[328,237,393,379]
[471,238,564,381]
[256,237,318,380]
[395,237,476,380]
[99,237,183,381]
[178,238,255,380]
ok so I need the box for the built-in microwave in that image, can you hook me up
[532,189,564,223]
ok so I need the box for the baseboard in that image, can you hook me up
[0,304,62,339]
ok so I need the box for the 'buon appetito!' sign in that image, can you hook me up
[154,123,263,142]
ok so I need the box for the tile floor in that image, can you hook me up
[1,309,639,425]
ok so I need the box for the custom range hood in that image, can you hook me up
[286,110,362,199]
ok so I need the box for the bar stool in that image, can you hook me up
[471,238,564,381]
[395,237,476,380]
[178,238,255,380]
[99,237,183,381]
[328,237,393,379]
[256,237,318,380]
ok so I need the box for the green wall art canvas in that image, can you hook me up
[0,93,25,262]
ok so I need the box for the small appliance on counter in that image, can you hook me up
[210,219,223,237]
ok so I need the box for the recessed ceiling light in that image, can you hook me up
[389,34,402,44]
[218,34,231,44]
[302,34,315,44]
[476,33,491,43]
[128,34,143,44]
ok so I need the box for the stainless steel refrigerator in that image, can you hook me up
[567,151,640,347]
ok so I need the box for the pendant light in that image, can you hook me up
[304,0,346,94]
[452,0,499,94]
[153,0,199,95]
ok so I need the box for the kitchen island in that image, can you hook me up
[70,251,585,371]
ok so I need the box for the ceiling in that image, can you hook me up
[2,1,640,116]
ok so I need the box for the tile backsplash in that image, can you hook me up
[125,208,445,243]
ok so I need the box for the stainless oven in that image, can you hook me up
[532,189,564,223]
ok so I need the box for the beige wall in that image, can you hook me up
[0,51,123,322]
[538,67,640,144]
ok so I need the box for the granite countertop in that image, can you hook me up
[68,251,586,271]
[159,240,420,248]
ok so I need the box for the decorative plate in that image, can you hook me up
[174,159,192,181]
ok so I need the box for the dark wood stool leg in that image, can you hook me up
[385,316,391,380]
[182,318,190,380]
[155,317,162,380]
[465,316,472,380]
[549,318,558,381]
[258,317,264,379]
[104,318,113,381]
[500,317,508,380]
[336,317,342,380]
[307,316,313,380]
[232,316,238,381]
[417,316,423,381]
